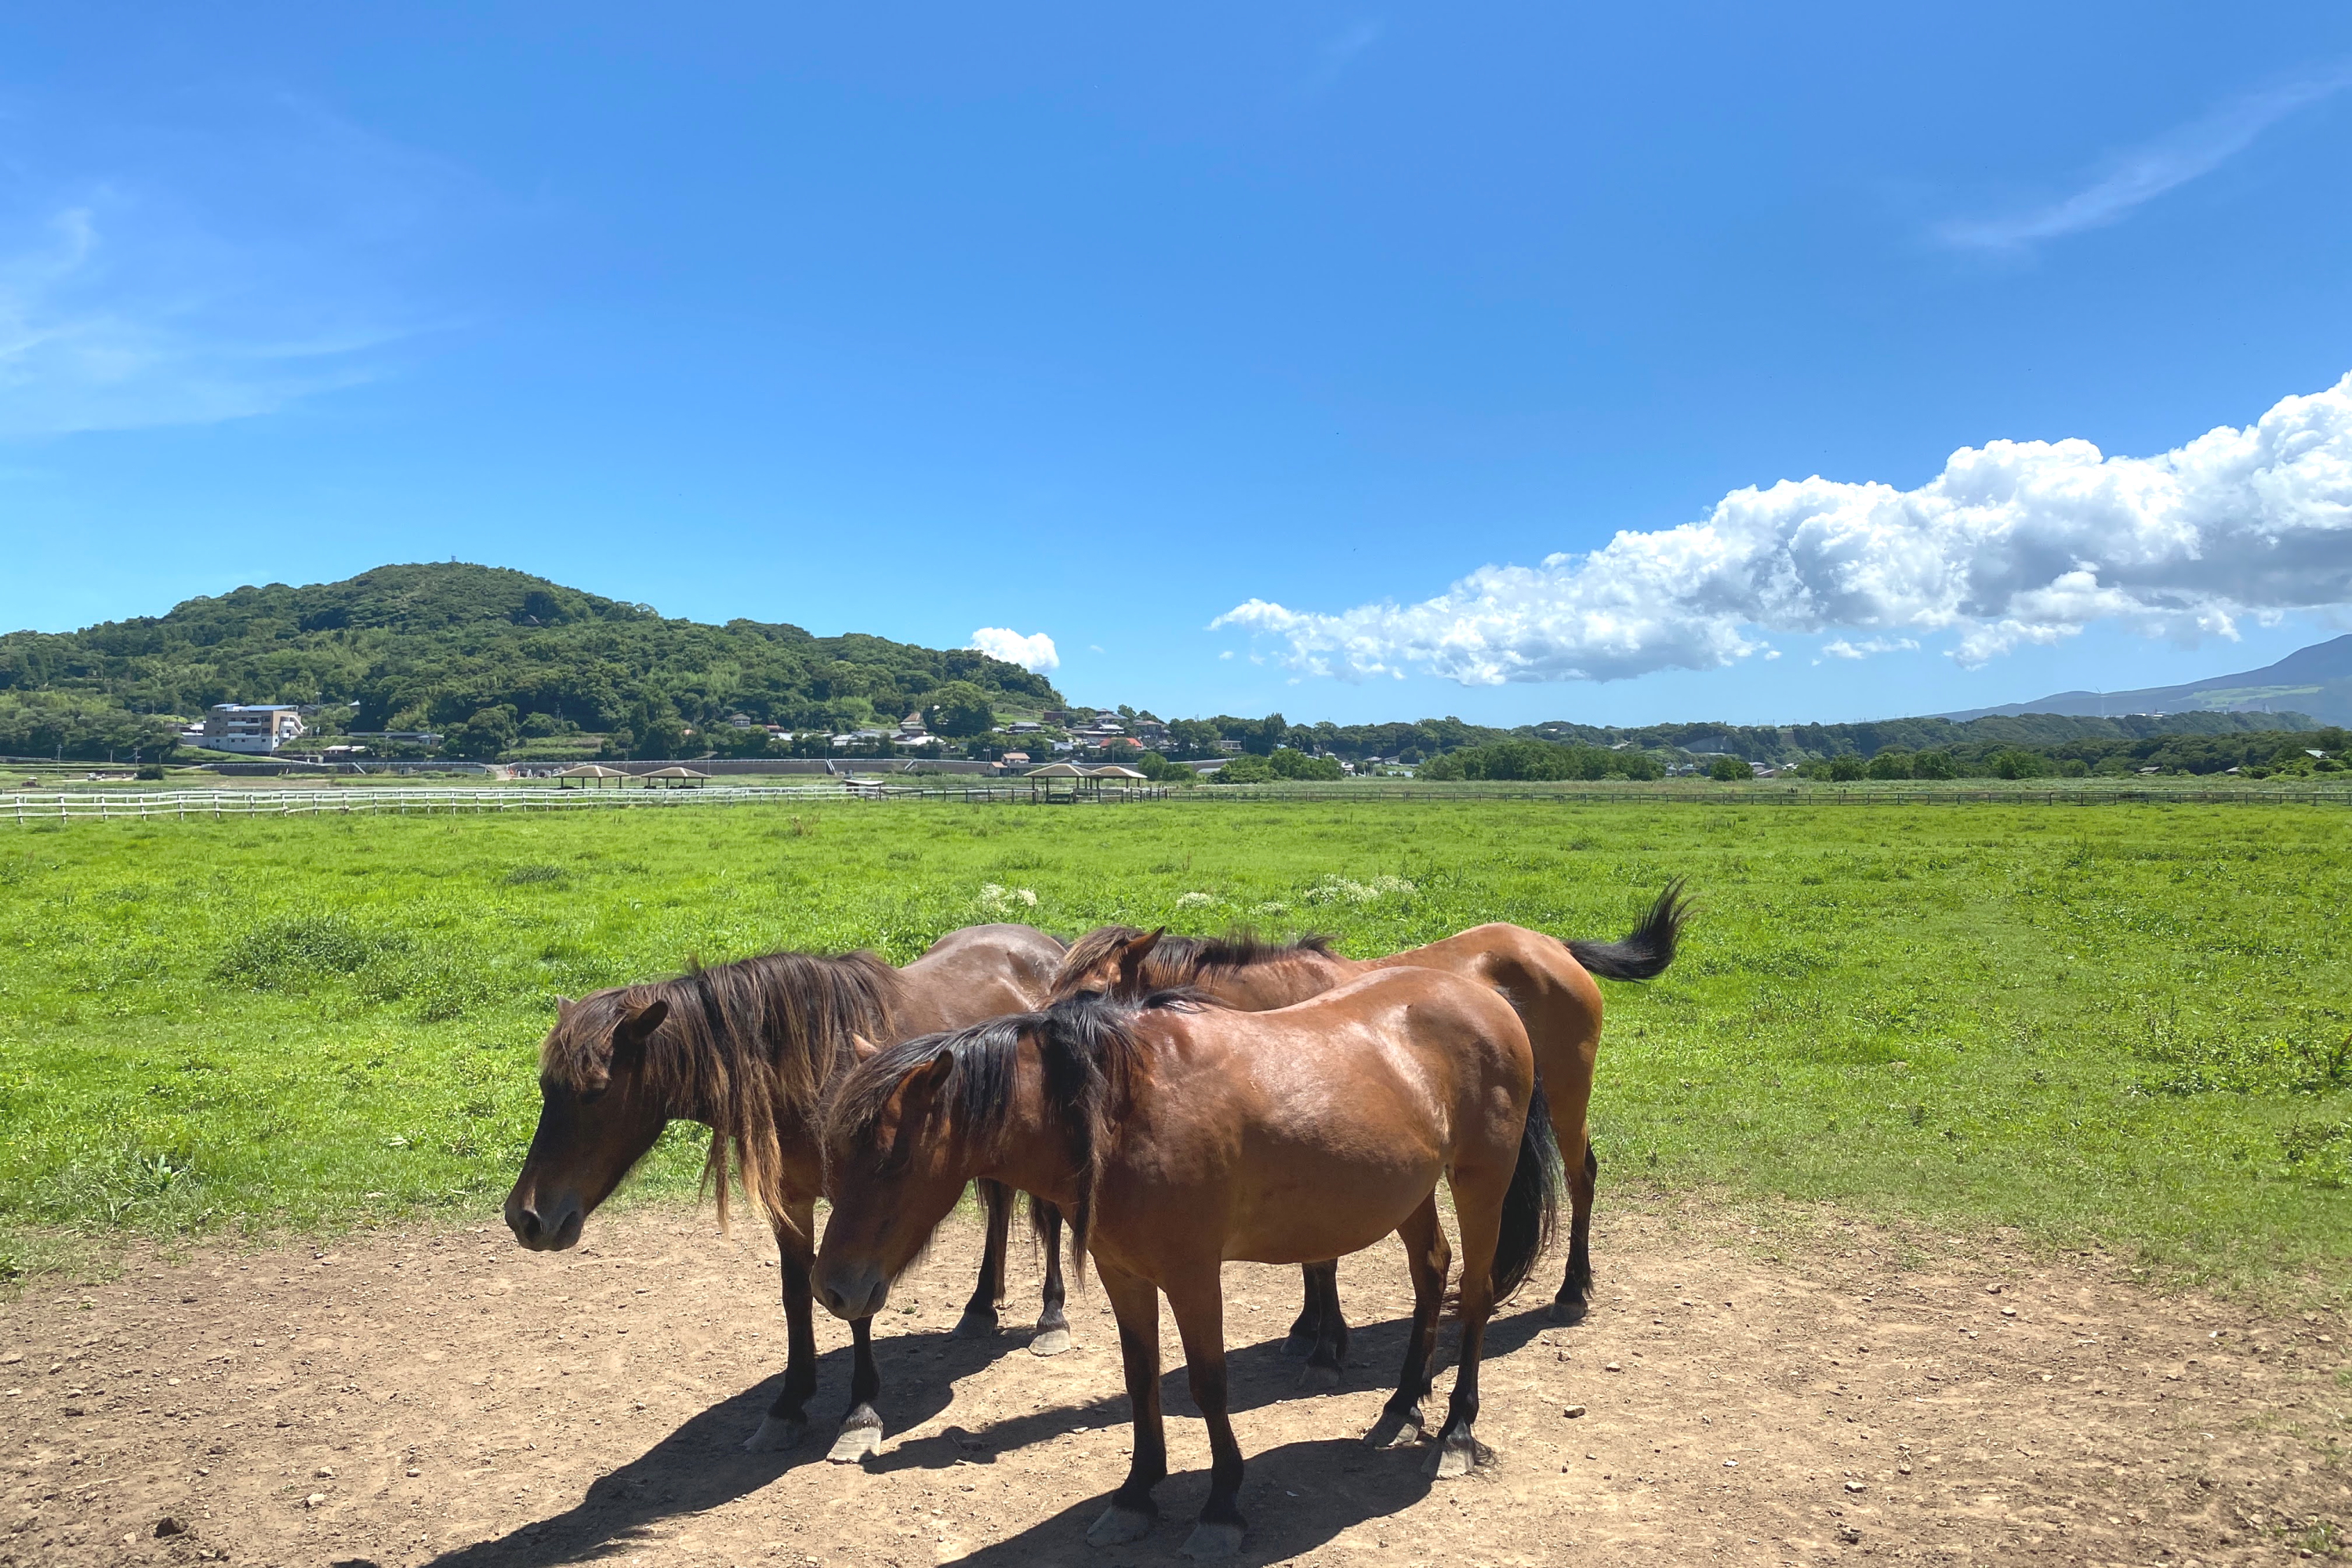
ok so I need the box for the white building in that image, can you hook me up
[198,704,307,754]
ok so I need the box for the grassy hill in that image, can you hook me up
[0,563,1062,761]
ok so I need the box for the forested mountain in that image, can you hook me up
[0,563,1061,760]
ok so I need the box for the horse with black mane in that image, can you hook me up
[1044,880,1687,1385]
[502,922,1065,1461]
[815,973,1559,1560]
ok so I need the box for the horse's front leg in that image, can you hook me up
[956,1180,1013,1338]
[1084,1261,1165,1547]
[1294,1261,1348,1390]
[1167,1270,1245,1560]
[1030,1196,1073,1356]
[744,1198,819,1451]
[1367,1194,1447,1451]
[826,1314,884,1463]
[1283,1263,1323,1357]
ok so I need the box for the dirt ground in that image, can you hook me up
[2,1199,2346,1568]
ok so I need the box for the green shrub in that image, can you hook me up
[1268,747,1345,781]
[1865,750,1913,780]
[1828,755,1867,782]
[1212,752,1275,782]
[1708,755,1751,782]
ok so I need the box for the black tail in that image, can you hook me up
[1026,1191,1062,1248]
[1490,1069,1564,1303]
[1563,877,1691,981]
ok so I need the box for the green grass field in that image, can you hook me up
[2,797,2346,1297]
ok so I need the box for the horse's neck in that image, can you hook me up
[1211,952,1357,1010]
[967,1051,1087,1211]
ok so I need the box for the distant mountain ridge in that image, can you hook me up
[1941,634,2352,726]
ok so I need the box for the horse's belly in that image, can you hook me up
[1218,1157,1442,1267]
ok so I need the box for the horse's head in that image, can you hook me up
[504,993,672,1251]
[1047,926,1166,1000]
[814,1032,988,1320]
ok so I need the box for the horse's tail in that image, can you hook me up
[1562,878,1691,981]
[1490,1068,1564,1303]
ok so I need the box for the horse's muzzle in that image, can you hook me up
[815,1265,888,1321]
[506,1197,584,1252]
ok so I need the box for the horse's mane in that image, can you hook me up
[826,989,1191,1276]
[543,949,902,1232]
[1052,924,1342,996]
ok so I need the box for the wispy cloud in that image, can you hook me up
[1938,67,2352,251]
[0,93,482,438]
[1305,20,1385,93]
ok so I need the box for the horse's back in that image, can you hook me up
[1105,971,1532,1270]
[896,923,1067,1035]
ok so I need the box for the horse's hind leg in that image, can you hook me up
[1551,1139,1599,1323]
[744,1198,819,1452]
[1029,1196,1072,1356]
[957,1180,1012,1338]
[1367,1195,1446,1450]
[1294,1262,1349,1390]
[1084,1262,1166,1548]
[1166,1271,1246,1560]
[826,1315,884,1463]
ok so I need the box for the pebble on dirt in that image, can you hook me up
[1563,1404,1587,1417]
[154,1516,187,1537]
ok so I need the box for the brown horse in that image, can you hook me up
[815,975,1560,1560]
[1047,881,1686,1384]
[502,922,1065,1461]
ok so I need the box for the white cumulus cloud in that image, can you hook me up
[1215,373,2352,686]
[967,626,1060,673]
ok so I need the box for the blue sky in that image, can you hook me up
[5,3,2352,725]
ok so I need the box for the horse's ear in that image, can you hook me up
[553,995,575,1013]
[1115,927,1166,988]
[851,1033,879,1061]
[923,1045,955,1088]
[612,998,669,1065]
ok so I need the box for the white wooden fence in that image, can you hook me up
[7,784,873,824]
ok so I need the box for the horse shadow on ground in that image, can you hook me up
[423,1301,1569,1566]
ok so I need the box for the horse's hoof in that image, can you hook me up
[953,1307,999,1340]
[1548,1296,1590,1325]
[826,1408,884,1464]
[1176,1523,1251,1561]
[1428,1429,1491,1479]
[1178,1519,1244,1560]
[1281,1327,1316,1358]
[741,1412,808,1453]
[1084,1503,1156,1547]
[1294,1361,1342,1392]
[1029,1326,1073,1357]
[1364,1406,1423,1450]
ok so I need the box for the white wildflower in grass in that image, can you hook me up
[1175,891,1218,909]
[1254,902,1290,916]
[1303,875,1417,906]
[976,884,1039,912]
